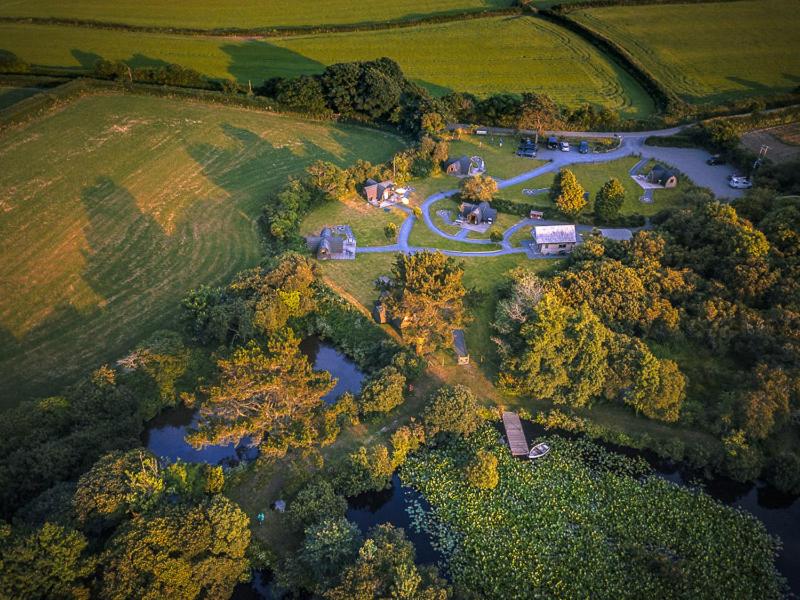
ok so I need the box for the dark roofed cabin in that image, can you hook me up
[444,156,472,176]
[459,201,497,225]
[452,329,469,365]
[647,164,678,188]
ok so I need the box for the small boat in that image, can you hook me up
[528,442,550,460]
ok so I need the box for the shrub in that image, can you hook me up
[422,384,483,440]
[357,367,406,415]
[384,222,398,240]
[465,449,499,489]
[489,229,504,243]
[287,479,347,532]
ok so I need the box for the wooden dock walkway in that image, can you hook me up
[502,411,529,457]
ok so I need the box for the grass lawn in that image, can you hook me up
[407,218,501,251]
[300,198,408,247]
[0,92,404,408]
[0,15,654,114]
[446,136,548,180]
[499,156,686,217]
[571,0,800,105]
[0,0,513,29]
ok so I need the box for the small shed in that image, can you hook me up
[529,210,544,220]
[647,164,678,188]
[453,329,470,365]
[533,224,577,255]
[373,301,388,324]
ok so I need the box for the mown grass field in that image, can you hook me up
[0,15,654,114]
[0,0,512,29]
[0,92,404,407]
[571,0,800,105]
[499,156,687,217]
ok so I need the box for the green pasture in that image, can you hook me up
[300,199,408,247]
[0,93,404,407]
[571,0,800,104]
[0,0,512,29]
[0,16,654,114]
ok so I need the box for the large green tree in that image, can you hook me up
[189,330,334,449]
[0,522,95,600]
[552,168,586,218]
[422,384,483,440]
[594,177,625,221]
[326,524,449,600]
[99,496,250,600]
[384,251,466,354]
[460,174,498,203]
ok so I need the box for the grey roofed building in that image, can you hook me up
[363,179,396,202]
[459,201,497,225]
[307,225,356,260]
[599,228,633,241]
[533,224,577,244]
[452,329,469,365]
[444,156,472,176]
[647,164,678,188]
[533,224,577,255]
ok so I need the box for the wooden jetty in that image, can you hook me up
[502,411,529,457]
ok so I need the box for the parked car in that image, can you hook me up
[729,176,752,189]
[547,136,559,150]
[578,141,590,154]
[560,141,570,152]
[516,147,537,158]
[707,154,725,165]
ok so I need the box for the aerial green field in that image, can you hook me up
[271,16,653,113]
[0,92,404,407]
[0,15,654,114]
[0,0,512,29]
[570,0,800,104]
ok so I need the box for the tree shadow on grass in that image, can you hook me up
[70,49,102,70]
[220,40,326,84]
[0,177,229,407]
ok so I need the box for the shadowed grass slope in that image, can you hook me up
[0,93,404,407]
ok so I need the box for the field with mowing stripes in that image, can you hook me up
[0,15,654,114]
[570,0,800,105]
[0,93,404,406]
[0,0,513,29]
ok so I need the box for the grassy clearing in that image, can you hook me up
[0,16,654,113]
[447,135,548,180]
[300,198,408,247]
[571,0,800,105]
[0,93,404,407]
[499,156,686,217]
[407,219,502,251]
[0,0,513,29]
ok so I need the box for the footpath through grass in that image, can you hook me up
[0,92,404,407]
[570,0,800,105]
[0,15,654,114]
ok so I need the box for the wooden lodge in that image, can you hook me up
[502,411,529,457]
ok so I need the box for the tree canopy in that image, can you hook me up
[384,251,466,354]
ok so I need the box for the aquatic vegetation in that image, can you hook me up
[401,426,785,599]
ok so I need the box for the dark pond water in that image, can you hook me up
[142,338,364,465]
[346,472,442,567]
[299,336,364,404]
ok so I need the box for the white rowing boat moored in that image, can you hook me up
[528,442,550,460]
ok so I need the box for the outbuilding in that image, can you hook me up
[452,329,470,365]
[646,164,678,188]
[533,224,577,255]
